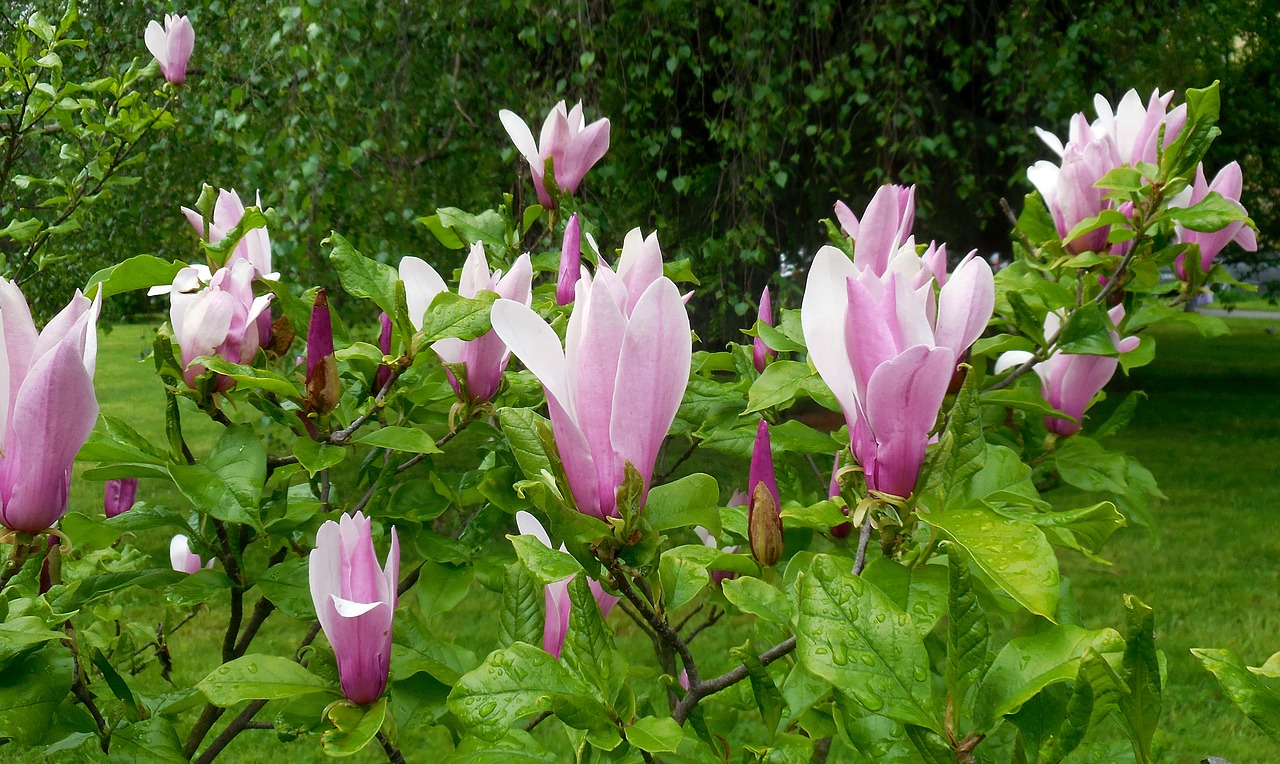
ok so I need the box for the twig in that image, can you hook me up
[655,438,698,481]
[193,700,267,764]
[671,636,797,725]
[684,607,724,644]
[377,730,406,764]
[65,622,110,752]
[603,553,700,686]
[854,515,874,575]
[232,597,276,657]
[524,710,552,731]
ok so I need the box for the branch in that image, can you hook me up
[377,730,407,764]
[602,552,700,686]
[671,636,797,725]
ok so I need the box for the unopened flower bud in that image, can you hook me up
[753,286,775,373]
[306,289,339,415]
[557,214,582,306]
[104,478,139,519]
[747,420,783,566]
[374,312,393,392]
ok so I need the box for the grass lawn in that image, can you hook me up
[33,317,1280,762]
[1056,316,1280,763]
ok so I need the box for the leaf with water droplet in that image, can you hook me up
[196,654,337,706]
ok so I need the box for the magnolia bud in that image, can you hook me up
[747,420,783,566]
[374,312,394,392]
[104,478,139,519]
[557,214,582,306]
[753,286,775,373]
[305,289,340,415]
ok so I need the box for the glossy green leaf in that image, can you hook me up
[322,697,387,756]
[353,426,442,455]
[644,473,720,533]
[797,555,941,733]
[329,232,398,317]
[498,563,543,648]
[1193,648,1280,743]
[510,534,582,585]
[197,655,336,706]
[946,553,989,707]
[83,254,187,299]
[627,716,683,753]
[1117,596,1162,763]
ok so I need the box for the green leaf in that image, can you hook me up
[293,437,348,477]
[419,214,466,249]
[197,655,336,706]
[498,563,542,648]
[353,426,441,455]
[860,557,948,639]
[658,544,713,610]
[644,473,720,533]
[928,366,985,508]
[510,534,582,585]
[109,717,187,764]
[203,208,269,268]
[721,576,791,627]
[0,647,72,744]
[1193,648,1280,743]
[993,502,1126,562]
[1053,437,1127,494]
[329,232,398,317]
[83,254,187,299]
[1094,167,1145,194]
[627,716,683,753]
[1091,391,1145,440]
[391,608,479,686]
[168,426,267,529]
[973,625,1124,731]
[1167,190,1251,233]
[196,356,300,398]
[1117,595,1162,763]
[905,725,953,764]
[1017,192,1059,247]
[448,643,601,741]
[451,730,560,762]
[745,360,817,413]
[797,555,941,733]
[416,290,498,343]
[433,207,509,248]
[254,558,314,620]
[1056,304,1118,356]
[920,507,1058,619]
[498,407,554,482]
[322,697,387,756]
[562,575,616,700]
[946,553,989,707]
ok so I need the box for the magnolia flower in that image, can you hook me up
[400,244,533,403]
[753,286,774,373]
[168,260,273,389]
[144,14,194,85]
[499,101,611,208]
[374,312,394,392]
[747,420,782,566]
[179,189,276,280]
[1036,89,1186,168]
[104,478,139,519]
[557,214,583,306]
[1028,135,1122,255]
[833,185,916,275]
[515,511,618,658]
[996,306,1140,437]
[309,512,399,705]
[0,283,100,533]
[305,289,338,415]
[170,535,212,574]
[802,242,994,498]
[1173,162,1257,280]
[492,234,691,520]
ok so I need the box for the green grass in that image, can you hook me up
[1055,316,1280,763]
[30,318,1280,761]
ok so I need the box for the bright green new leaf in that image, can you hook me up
[197,655,336,706]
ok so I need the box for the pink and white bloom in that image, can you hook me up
[515,511,618,658]
[996,306,1140,437]
[1172,162,1257,280]
[169,534,213,574]
[168,260,273,389]
[104,478,139,519]
[753,286,774,373]
[309,512,399,705]
[0,283,100,533]
[400,245,533,403]
[179,189,276,280]
[499,101,611,208]
[144,14,194,85]
[802,243,994,498]
[492,235,691,519]
[833,185,916,276]
[1036,89,1187,168]
[1028,135,1122,255]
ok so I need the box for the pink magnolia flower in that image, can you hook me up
[492,235,691,520]
[557,214,583,306]
[996,306,1140,437]
[168,260,273,389]
[0,283,100,533]
[515,511,618,658]
[802,244,994,498]
[1173,162,1257,280]
[305,289,338,415]
[753,286,774,373]
[833,185,916,276]
[179,189,275,280]
[1028,135,1122,255]
[104,478,139,519]
[499,101,611,208]
[1036,89,1187,168]
[144,14,194,85]
[169,534,213,574]
[309,512,399,705]
[400,244,534,403]
[374,312,394,392]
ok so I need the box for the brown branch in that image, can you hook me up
[602,552,700,686]
[671,636,797,725]
[377,730,406,764]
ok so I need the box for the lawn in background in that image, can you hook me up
[51,317,1280,761]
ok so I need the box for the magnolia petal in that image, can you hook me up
[399,256,448,331]
[498,110,541,168]
[934,255,995,356]
[329,595,386,619]
[861,345,954,497]
[800,246,861,422]
[515,510,553,548]
[491,298,570,414]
